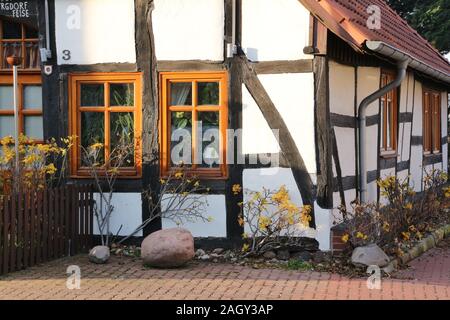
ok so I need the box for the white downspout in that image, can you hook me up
[226,0,237,58]
[358,41,412,202]
[40,0,52,62]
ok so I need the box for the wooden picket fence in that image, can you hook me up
[0,184,94,275]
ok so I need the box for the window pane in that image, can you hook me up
[24,116,43,140]
[0,116,14,137]
[171,112,192,166]
[2,21,22,39]
[110,83,134,106]
[80,84,104,107]
[386,101,392,149]
[24,85,42,110]
[110,112,134,167]
[81,112,105,165]
[0,86,14,110]
[198,82,219,105]
[170,82,192,106]
[24,42,40,69]
[198,112,220,168]
[25,26,39,39]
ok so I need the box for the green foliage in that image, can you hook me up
[386,0,450,54]
[285,259,314,271]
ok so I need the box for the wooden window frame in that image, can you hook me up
[160,71,228,179]
[423,88,442,155]
[0,20,40,71]
[380,70,398,156]
[69,73,142,178]
[0,73,43,142]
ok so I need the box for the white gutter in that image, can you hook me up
[366,41,450,84]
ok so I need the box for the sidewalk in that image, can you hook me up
[0,240,448,300]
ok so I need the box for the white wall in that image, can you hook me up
[329,61,355,116]
[162,195,227,238]
[242,0,312,61]
[93,193,142,237]
[152,0,224,61]
[242,73,316,173]
[55,0,136,65]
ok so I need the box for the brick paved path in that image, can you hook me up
[0,242,448,300]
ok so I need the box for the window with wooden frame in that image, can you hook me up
[423,89,442,154]
[0,74,43,141]
[0,19,40,70]
[380,71,398,154]
[69,73,142,178]
[160,72,228,178]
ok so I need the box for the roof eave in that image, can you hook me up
[366,41,450,85]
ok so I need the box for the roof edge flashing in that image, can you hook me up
[366,41,450,85]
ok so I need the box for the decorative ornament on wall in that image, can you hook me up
[44,65,53,76]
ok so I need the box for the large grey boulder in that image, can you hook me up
[141,228,194,268]
[89,246,110,264]
[351,244,390,267]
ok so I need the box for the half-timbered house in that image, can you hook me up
[1,0,449,251]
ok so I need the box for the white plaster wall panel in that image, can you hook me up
[397,170,409,183]
[314,202,333,251]
[242,86,280,154]
[357,67,381,117]
[55,0,136,65]
[367,181,378,203]
[366,125,379,172]
[400,123,412,162]
[356,67,380,182]
[329,61,355,116]
[243,168,303,205]
[162,195,227,238]
[242,0,312,61]
[410,145,423,192]
[153,0,224,61]
[411,81,423,136]
[258,73,317,173]
[334,127,356,177]
[379,168,395,205]
[93,193,142,237]
[243,168,310,234]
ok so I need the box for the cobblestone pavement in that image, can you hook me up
[0,241,449,300]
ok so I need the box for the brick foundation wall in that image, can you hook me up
[331,229,349,255]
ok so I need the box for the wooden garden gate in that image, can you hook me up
[0,184,94,275]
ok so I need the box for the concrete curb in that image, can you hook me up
[384,224,450,272]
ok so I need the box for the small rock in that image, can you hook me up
[89,246,110,264]
[231,258,238,263]
[195,249,206,257]
[199,254,210,261]
[263,251,277,260]
[276,250,290,261]
[351,244,390,267]
[292,251,313,262]
[213,259,218,263]
[212,248,224,255]
[313,251,331,264]
[210,253,221,259]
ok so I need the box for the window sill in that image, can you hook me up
[380,151,398,159]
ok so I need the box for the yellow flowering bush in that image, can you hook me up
[0,134,74,194]
[238,185,313,256]
[337,169,449,257]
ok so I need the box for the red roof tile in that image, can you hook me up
[301,0,450,76]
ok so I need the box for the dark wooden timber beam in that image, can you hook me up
[250,60,313,74]
[157,61,226,72]
[238,55,316,228]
